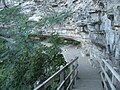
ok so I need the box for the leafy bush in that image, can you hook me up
[0,6,66,90]
[48,34,81,46]
[36,12,72,27]
[48,33,65,46]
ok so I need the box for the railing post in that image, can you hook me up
[73,65,77,85]
[104,60,109,72]
[105,66,108,82]
[104,60,109,81]
[60,65,64,90]
[70,63,73,90]
[112,67,117,86]
[101,60,106,82]
[74,59,78,85]
[112,75,116,85]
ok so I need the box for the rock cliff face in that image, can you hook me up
[1,0,120,71]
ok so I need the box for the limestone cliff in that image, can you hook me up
[1,0,120,72]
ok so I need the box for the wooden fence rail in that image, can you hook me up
[34,57,79,90]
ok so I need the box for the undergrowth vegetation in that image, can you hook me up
[48,34,81,46]
[0,6,70,90]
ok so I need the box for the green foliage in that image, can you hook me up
[37,12,71,27]
[48,34,81,46]
[0,39,6,54]
[0,6,66,90]
[47,79,60,90]
[45,12,71,25]
[48,33,65,46]
[65,39,81,46]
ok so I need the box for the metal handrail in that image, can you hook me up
[99,59,120,90]
[102,59,120,82]
[34,57,79,90]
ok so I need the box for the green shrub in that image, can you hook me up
[0,6,66,90]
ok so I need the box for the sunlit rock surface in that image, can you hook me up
[1,0,120,71]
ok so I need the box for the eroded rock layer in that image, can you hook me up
[1,0,120,72]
